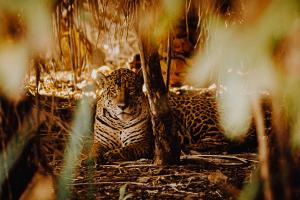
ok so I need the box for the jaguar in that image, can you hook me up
[91,68,153,162]
[91,68,266,162]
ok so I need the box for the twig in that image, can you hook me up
[151,191,200,198]
[168,185,201,197]
[68,181,162,188]
[98,163,158,168]
[215,190,222,198]
[252,96,273,200]
[185,0,192,41]
[70,179,201,197]
[181,153,251,164]
[166,29,172,92]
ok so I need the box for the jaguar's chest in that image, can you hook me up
[95,105,150,141]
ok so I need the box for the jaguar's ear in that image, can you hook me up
[92,71,107,88]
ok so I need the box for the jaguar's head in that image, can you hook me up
[97,68,148,122]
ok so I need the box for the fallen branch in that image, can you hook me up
[181,153,254,165]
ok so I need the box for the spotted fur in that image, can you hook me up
[92,68,153,162]
[169,90,229,152]
[92,68,262,162]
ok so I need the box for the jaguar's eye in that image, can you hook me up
[108,90,117,98]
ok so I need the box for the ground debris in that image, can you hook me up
[32,89,257,200]
[50,155,257,200]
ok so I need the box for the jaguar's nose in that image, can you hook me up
[116,85,128,110]
[117,102,127,110]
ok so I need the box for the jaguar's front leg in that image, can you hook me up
[87,141,108,165]
[103,140,153,162]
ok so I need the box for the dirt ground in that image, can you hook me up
[49,153,257,200]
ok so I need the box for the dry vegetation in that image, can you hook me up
[1,0,300,199]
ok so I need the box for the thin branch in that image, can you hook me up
[166,29,172,92]
[185,0,192,41]
[181,153,251,165]
[252,96,273,200]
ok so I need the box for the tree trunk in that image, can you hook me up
[135,7,180,165]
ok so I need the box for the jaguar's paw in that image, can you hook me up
[103,150,123,162]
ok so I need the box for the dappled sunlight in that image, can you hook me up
[0,0,52,101]
[1,0,300,199]
[188,0,299,139]
[218,75,252,139]
[0,43,28,100]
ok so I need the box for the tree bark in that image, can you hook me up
[135,7,180,165]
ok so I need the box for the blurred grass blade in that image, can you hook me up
[238,170,260,200]
[0,134,30,193]
[0,44,28,100]
[57,96,93,199]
